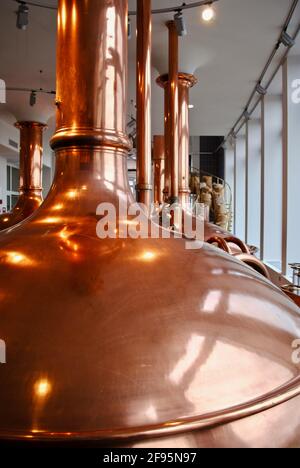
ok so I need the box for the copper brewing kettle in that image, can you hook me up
[0,0,300,448]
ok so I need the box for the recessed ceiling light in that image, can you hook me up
[202,6,215,23]
[188,104,195,109]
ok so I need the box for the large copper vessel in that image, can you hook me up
[0,0,300,448]
[0,122,46,231]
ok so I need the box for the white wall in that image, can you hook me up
[235,133,246,240]
[225,142,235,230]
[284,55,300,275]
[262,93,283,270]
[246,117,261,249]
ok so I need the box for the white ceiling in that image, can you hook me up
[0,0,299,137]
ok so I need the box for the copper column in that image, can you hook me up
[167,21,179,204]
[156,74,170,202]
[0,121,46,231]
[136,0,152,209]
[153,135,165,204]
[178,73,197,205]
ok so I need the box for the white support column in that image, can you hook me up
[260,99,265,261]
[262,91,283,271]
[225,141,235,232]
[245,120,249,243]
[247,116,262,251]
[235,131,246,240]
[283,55,300,277]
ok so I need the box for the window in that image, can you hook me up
[6,165,19,211]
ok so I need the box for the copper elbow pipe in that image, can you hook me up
[136,0,152,208]
[207,235,270,279]
[0,121,46,231]
[152,135,165,205]
[178,73,197,206]
[224,236,251,255]
[236,253,271,280]
[207,236,232,254]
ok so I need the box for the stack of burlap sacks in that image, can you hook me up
[189,174,229,229]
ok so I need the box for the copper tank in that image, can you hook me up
[0,121,46,231]
[0,0,300,448]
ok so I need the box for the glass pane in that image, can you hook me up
[6,196,10,212]
[12,167,19,192]
[6,166,11,191]
[11,195,19,210]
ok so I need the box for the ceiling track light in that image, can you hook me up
[174,10,187,37]
[127,16,132,40]
[29,90,37,107]
[256,83,267,96]
[16,1,29,30]
[280,31,295,47]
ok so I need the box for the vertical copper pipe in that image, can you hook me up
[167,21,179,204]
[17,122,45,197]
[0,121,46,231]
[51,0,130,156]
[178,74,197,205]
[153,135,165,204]
[136,0,152,209]
[156,74,170,202]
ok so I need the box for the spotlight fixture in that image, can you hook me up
[256,83,267,96]
[280,31,295,47]
[174,10,187,37]
[188,104,194,109]
[16,2,29,30]
[127,16,132,40]
[29,90,37,107]
[202,5,215,22]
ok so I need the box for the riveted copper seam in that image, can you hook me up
[152,135,165,204]
[136,0,152,208]
[178,74,197,205]
[0,121,46,231]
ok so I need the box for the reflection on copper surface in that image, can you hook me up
[0,251,35,268]
[34,379,52,400]
[140,250,157,262]
[0,122,46,231]
[169,335,205,385]
[153,135,165,205]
